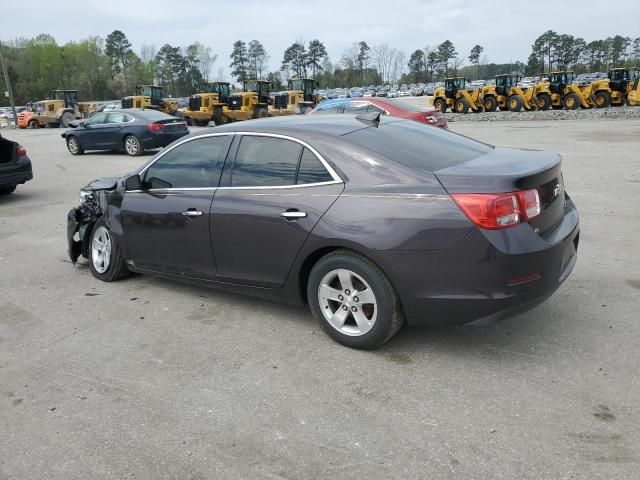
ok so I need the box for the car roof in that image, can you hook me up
[209,113,404,138]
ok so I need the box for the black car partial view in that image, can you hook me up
[0,134,33,195]
[67,114,579,349]
[61,109,189,157]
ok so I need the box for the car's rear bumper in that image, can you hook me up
[378,199,579,327]
[0,158,33,187]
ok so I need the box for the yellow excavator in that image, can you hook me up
[121,85,180,115]
[270,78,319,116]
[29,90,96,128]
[548,71,592,110]
[432,77,483,113]
[213,80,271,124]
[182,82,231,126]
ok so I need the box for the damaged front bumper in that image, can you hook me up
[67,193,102,264]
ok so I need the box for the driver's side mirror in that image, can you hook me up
[125,174,142,191]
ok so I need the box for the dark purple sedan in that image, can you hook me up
[67,114,579,349]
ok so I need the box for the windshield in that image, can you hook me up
[455,78,465,89]
[245,82,257,92]
[290,79,304,90]
[219,84,230,96]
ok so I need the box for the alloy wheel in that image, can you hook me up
[68,137,79,154]
[91,226,112,274]
[125,137,139,155]
[318,268,377,336]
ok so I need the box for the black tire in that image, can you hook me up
[123,135,143,156]
[454,97,470,114]
[184,117,194,126]
[88,216,130,282]
[483,96,498,112]
[433,97,447,113]
[563,93,581,110]
[594,91,611,108]
[60,111,74,128]
[0,185,17,195]
[253,107,268,119]
[29,119,39,129]
[536,93,551,110]
[508,95,523,112]
[66,136,84,155]
[307,249,404,349]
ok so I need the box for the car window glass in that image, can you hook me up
[345,121,493,172]
[344,102,368,112]
[367,104,386,114]
[296,148,333,184]
[143,136,229,189]
[87,113,108,125]
[106,112,127,124]
[231,136,302,187]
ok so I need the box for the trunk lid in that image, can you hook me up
[153,118,188,132]
[435,147,565,237]
[0,136,17,166]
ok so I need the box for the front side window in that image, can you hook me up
[143,136,230,189]
[231,136,302,187]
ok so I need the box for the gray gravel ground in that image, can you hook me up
[1,120,639,479]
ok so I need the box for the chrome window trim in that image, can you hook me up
[127,187,218,194]
[135,130,343,192]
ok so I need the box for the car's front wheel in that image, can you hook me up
[307,250,404,349]
[124,135,143,156]
[88,217,130,282]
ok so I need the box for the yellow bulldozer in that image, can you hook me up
[548,71,592,110]
[121,85,180,115]
[29,90,96,128]
[213,80,271,124]
[182,82,231,126]
[594,67,640,107]
[432,77,483,113]
[270,78,319,116]
[626,68,640,106]
[480,74,551,112]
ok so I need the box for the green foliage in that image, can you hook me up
[230,40,249,82]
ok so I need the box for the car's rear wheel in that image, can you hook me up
[66,136,84,155]
[89,217,129,282]
[307,250,404,349]
[124,135,143,156]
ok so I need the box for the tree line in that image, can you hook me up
[1,29,639,104]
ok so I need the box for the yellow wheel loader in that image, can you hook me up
[121,85,180,115]
[30,90,96,128]
[432,77,483,113]
[626,68,640,106]
[214,80,271,124]
[480,75,550,112]
[183,82,231,126]
[270,78,319,117]
[548,71,592,110]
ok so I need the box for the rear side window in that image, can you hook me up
[231,136,302,187]
[344,120,492,172]
[143,136,230,189]
[297,148,333,184]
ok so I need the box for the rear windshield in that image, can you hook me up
[135,109,175,121]
[344,120,493,172]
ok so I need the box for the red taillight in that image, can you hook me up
[451,189,541,230]
[148,123,165,132]
[16,145,26,157]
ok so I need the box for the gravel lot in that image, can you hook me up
[1,120,639,479]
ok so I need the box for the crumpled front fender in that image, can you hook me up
[67,200,101,264]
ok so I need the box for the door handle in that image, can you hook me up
[182,209,203,217]
[280,210,307,220]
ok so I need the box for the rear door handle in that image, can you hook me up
[182,209,203,217]
[280,210,307,220]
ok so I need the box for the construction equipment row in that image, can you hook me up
[432,67,640,113]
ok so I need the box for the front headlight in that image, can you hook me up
[79,189,93,204]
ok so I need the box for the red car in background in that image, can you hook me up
[308,97,447,129]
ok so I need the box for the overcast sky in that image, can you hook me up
[2,0,639,80]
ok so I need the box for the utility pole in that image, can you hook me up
[0,40,18,128]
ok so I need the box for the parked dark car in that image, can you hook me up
[309,97,447,128]
[67,115,579,349]
[61,109,189,157]
[0,133,33,195]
